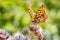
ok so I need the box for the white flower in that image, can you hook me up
[12,32,25,40]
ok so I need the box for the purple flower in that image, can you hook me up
[30,25,43,40]
[22,29,29,35]
[0,29,10,40]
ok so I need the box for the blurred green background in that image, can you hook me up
[0,0,60,40]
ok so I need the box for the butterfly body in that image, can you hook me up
[27,3,48,24]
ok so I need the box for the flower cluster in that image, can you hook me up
[30,25,43,40]
[0,25,43,40]
[7,32,31,40]
[0,29,10,40]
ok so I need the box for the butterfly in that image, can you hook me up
[27,3,48,24]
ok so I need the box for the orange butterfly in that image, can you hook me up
[27,3,48,24]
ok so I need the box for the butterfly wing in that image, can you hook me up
[34,4,48,23]
[27,3,35,22]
